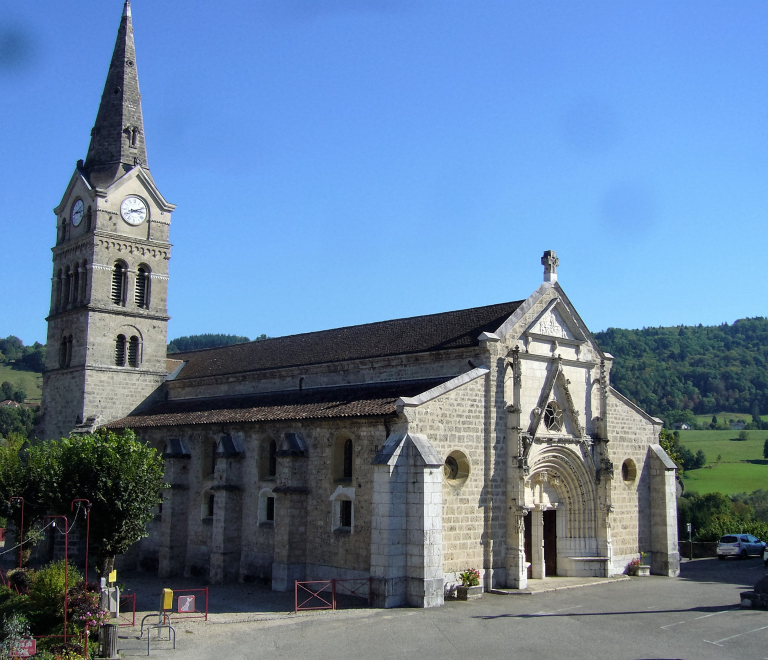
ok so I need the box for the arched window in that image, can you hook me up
[343,439,353,479]
[128,336,140,367]
[86,206,92,231]
[111,262,126,305]
[79,261,88,304]
[332,435,354,482]
[135,265,150,309]
[66,335,73,367]
[330,490,355,533]
[72,269,80,306]
[55,269,63,311]
[59,337,68,368]
[115,335,126,366]
[63,266,72,309]
[203,492,214,518]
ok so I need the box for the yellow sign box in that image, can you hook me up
[162,588,173,611]
[108,570,117,583]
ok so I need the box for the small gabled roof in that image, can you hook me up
[171,300,523,381]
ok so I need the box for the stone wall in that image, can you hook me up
[606,390,660,574]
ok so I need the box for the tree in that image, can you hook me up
[0,434,63,566]
[11,389,26,404]
[738,430,749,442]
[54,429,167,577]
[1,382,13,400]
[764,439,768,460]
[0,406,35,438]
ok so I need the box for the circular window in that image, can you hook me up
[621,459,637,482]
[543,401,564,432]
[443,451,470,485]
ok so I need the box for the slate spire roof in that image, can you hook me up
[83,0,148,189]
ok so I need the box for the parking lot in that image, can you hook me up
[117,557,768,659]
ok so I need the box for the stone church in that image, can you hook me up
[41,2,679,608]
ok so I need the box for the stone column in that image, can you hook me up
[649,444,680,577]
[209,436,244,584]
[531,509,545,579]
[370,432,444,608]
[271,433,309,591]
[158,440,190,578]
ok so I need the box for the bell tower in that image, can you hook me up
[41,1,175,440]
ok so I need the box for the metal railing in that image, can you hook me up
[294,578,372,612]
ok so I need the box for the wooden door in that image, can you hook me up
[543,509,557,577]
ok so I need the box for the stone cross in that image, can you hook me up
[542,250,559,283]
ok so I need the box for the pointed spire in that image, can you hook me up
[83,0,148,188]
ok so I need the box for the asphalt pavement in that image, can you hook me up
[116,556,768,660]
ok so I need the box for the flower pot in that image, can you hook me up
[636,565,650,577]
[456,585,483,601]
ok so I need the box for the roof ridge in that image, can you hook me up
[172,299,523,358]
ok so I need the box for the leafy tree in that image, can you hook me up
[764,439,768,460]
[659,428,683,472]
[0,435,63,566]
[0,382,13,401]
[167,333,269,354]
[11,389,26,404]
[737,430,749,442]
[19,344,45,372]
[0,406,35,438]
[53,429,167,577]
[0,337,23,362]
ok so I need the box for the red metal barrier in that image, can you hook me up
[335,578,372,606]
[295,580,335,612]
[294,578,372,612]
[167,587,208,621]
[118,593,137,627]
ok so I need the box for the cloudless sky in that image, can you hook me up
[1,0,766,346]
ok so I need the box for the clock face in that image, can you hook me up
[70,199,84,227]
[120,196,148,226]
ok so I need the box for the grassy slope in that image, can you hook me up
[0,364,43,403]
[677,429,768,495]
[692,412,768,426]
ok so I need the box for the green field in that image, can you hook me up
[0,364,43,403]
[692,412,768,426]
[678,429,768,495]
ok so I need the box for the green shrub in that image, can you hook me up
[27,561,81,633]
[695,518,768,542]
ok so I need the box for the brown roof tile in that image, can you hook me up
[105,378,451,429]
[172,300,522,381]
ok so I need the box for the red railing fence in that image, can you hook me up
[118,592,137,627]
[294,578,372,612]
[168,586,209,621]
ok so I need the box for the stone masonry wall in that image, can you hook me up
[606,392,658,573]
[404,374,489,589]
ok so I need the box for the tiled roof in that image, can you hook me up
[172,300,522,381]
[105,378,451,429]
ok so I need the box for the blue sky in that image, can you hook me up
[1,0,766,345]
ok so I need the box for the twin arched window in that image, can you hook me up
[54,261,88,313]
[115,334,141,367]
[112,262,151,309]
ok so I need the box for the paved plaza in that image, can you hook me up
[115,557,768,659]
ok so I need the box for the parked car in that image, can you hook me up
[717,534,766,560]
[764,545,768,567]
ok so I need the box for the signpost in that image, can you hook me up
[178,595,195,613]
[687,523,693,560]
[15,638,36,658]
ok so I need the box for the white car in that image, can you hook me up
[717,534,765,560]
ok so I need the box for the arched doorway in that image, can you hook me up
[523,446,600,579]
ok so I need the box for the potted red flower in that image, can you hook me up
[456,568,483,600]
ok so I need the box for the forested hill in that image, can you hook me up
[594,317,768,422]
[167,333,267,354]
